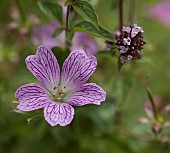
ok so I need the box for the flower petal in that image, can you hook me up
[137,118,149,125]
[15,83,50,111]
[26,46,60,91]
[44,102,74,126]
[67,83,106,106]
[61,50,97,90]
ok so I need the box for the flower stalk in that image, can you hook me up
[145,85,158,121]
[15,0,26,25]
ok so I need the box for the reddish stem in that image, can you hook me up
[119,0,123,32]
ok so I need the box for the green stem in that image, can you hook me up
[145,85,158,120]
[15,0,26,25]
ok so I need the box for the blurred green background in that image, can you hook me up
[1,0,170,153]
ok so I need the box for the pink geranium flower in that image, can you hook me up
[32,21,99,55]
[145,1,170,28]
[14,46,106,126]
[32,21,65,49]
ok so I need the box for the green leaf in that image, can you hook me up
[72,1,99,29]
[147,0,157,3]
[52,28,63,38]
[64,0,72,6]
[38,1,63,24]
[68,7,78,29]
[74,21,114,42]
[66,30,74,44]
[52,47,70,68]
[118,56,123,71]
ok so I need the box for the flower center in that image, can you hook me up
[50,86,67,103]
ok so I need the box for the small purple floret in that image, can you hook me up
[14,46,106,126]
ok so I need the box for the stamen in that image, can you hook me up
[58,90,64,95]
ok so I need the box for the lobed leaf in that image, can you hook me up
[118,56,123,71]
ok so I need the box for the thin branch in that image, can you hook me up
[65,5,71,47]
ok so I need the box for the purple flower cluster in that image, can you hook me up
[14,46,106,126]
[115,24,146,64]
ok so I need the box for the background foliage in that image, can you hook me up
[0,0,170,153]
